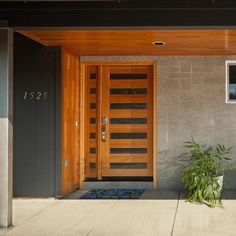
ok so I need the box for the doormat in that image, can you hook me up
[80,189,145,199]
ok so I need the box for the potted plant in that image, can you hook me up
[183,138,232,207]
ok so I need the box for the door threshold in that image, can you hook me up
[84,177,153,182]
[82,179,154,190]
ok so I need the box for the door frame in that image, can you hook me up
[80,61,157,189]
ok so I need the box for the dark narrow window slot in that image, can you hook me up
[90,133,96,139]
[110,88,147,95]
[90,147,96,154]
[90,103,96,109]
[90,118,96,124]
[110,103,147,109]
[110,73,147,80]
[110,148,147,154]
[110,163,147,169]
[90,73,96,80]
[110,133,147,139]
[89,163,96,169]
[90,88,96,94]
[110,118,147,124]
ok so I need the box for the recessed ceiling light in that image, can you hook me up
[153,41,166,46]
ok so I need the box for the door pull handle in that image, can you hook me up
[101,124,106,142]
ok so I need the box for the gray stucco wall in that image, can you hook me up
[81,56,236,190]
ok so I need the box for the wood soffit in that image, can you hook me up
[19,29,236,56]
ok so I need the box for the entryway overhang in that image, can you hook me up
[17,29,236,56]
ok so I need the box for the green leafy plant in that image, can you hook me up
[183,138,232,207]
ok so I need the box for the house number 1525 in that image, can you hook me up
[24,92,48,100]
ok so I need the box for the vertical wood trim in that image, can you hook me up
[83,65,99,179]
[61,49,67,196]
[147,66,154,177]
[55,47,62,197]
[75,59,80,189]
[61,47,80,196]
[100,66,110,177]
[83,65,89,179]
[97,66,103,180]
[153,61,157,190]
[79,62,85,188]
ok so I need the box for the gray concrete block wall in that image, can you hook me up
[81,56,236,190]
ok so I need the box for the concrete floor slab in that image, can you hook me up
[173,191,236,236]
[4,200,117,236]
[1,193,236,236]
[13,198,56,226]
[0,229,7,236]
[87,200,178,236]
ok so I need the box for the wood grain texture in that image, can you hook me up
[101,65,153,177]
[61,48,80,196]
[84,65,99,179]
[109,110,148,118]
[109,124,148,133]
[18,29,236,55]
[79,62,86,187]
[83,64,155,179]
[153,61,157,190]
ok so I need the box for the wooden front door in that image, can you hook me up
[84,64,153,179]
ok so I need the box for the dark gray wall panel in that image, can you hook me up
[13,33,61,197]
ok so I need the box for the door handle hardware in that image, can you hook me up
[64,160,68,167]
[101,124,106,142]
[102,116,108,123]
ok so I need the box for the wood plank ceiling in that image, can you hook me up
[19,29,236,55]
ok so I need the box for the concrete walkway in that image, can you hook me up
[0,191,236,236]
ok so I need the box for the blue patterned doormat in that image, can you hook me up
[80,189,145,199]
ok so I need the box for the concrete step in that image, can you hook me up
[82,181,154,190]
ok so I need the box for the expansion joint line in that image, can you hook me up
[171,191,181,236]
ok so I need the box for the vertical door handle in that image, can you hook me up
[101,124,106,142]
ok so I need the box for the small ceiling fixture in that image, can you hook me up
[153,41,166,46]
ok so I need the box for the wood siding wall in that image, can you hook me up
[61,48,80,196]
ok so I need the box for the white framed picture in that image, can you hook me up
[225,60,236,103]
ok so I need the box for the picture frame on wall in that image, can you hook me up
[226,60,236,103]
